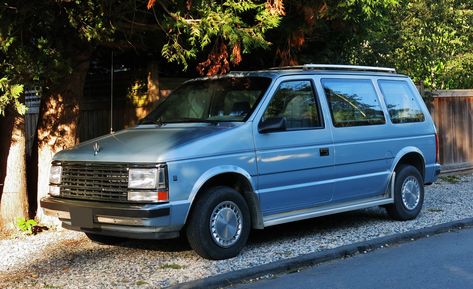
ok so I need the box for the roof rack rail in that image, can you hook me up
[269,64,396,73]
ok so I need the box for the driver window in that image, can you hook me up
[262,80,322,130]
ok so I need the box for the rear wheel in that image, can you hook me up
[186,186,250,260]
[386,165,424,220]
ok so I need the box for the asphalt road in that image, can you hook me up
[230,227,473,289]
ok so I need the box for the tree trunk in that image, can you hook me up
[0,109,15,231]
[35,52,91,223]
[0,111,14,197]
[0,114,29,231]
[139,61,161,118]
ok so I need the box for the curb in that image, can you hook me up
[169,217,473,289]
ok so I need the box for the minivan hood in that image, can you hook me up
[53,124,251,163]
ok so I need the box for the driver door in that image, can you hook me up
[253,78,334,216]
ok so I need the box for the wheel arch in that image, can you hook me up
[186,166,264,229]
[391,147,426,180]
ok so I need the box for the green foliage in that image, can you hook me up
[392,0,473,89]
[2,0,473,91]
[16,217,38,235]
[439,175,461,184]
[127,80,149,107]
[160,0,282,69]
[336,0,399,20]
[159,263,185,270]
[0,0,282,91]
[0,77,26,115]
[344,0,473,89]
[265,0,400,66]
[441,53,473,88]
[0,1,88,90]
[15,217,48,235]
[64,1,114,42]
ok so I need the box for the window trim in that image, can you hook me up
[258,78,325,133]
[321,77,386,128]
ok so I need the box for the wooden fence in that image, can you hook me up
[24,85,473,173]
[429,90,473,172]
[24,73,182,155]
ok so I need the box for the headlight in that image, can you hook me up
[128,168,158,189]
[49,165,62,197]
[49,165,62,185]
[127,166,168,202]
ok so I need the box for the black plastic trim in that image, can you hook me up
[40,197,170,218]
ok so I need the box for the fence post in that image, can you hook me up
[418,80,425,97]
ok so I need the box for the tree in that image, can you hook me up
[147,0,283,74]
[391,0,473,89]
[0,0,283,223]
[244,0,399,66]
[344,0,473,89]
[0,79,28,230]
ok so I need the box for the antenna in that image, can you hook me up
[110,51,114,133]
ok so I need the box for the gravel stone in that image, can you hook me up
[1,173,472,288]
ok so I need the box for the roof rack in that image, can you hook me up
[269,64,396,73]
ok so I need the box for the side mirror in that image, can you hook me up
[258,117,287,133]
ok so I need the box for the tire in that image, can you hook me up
[85,233,126,245]
[386,165,424,220]
[186,186,251,260]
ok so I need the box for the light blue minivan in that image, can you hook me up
[41,65,441,259]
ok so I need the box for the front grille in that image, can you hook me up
[60,163,129,202]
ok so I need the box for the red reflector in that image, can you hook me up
[158,191,169,201]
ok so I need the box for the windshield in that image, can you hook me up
[141,76,272,124]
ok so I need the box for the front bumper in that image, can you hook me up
[41,196,181,239]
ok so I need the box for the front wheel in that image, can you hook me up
[386,165,424,220]
[186,186,251,260]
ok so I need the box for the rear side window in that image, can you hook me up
[262,80,322,130]
[378,80,425,123]
[322,78,385,127]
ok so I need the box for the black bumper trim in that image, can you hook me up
[40,197,170,218]
[62,223,180,240]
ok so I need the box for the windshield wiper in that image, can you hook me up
[166,117,212,123]
[141,117,220,125]
[139,118,164,125]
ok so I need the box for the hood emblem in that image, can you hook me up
[93,142,101,156]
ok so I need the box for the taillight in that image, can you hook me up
[435,133,439,163]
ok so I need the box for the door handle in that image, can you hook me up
[319,147,329,156]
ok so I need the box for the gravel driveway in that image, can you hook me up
[1,173,472,289]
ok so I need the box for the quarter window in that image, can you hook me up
[262,80,322,130]
[322,78,385,127]
[378,80,425,123]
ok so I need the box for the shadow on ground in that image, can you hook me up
[114,207,392,250]
[0,207,392,288]
[248,207,390,245]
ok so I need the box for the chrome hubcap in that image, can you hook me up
[210,201,242,248]
[401,176,421,210]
